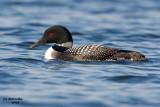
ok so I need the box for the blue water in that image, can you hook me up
[0,0,160,107]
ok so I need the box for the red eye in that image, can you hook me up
[48,33,54,38]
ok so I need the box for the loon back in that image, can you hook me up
[59,45,145,61]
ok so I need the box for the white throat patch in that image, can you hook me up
[44,46,57,60]
[44,42,72,60]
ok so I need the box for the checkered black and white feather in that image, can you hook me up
[63,44,117,61]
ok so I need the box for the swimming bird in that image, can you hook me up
[30,25,145,61]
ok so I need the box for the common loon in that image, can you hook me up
[30,25,145,61]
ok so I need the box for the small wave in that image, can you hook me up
[125,33,160,41]
[71,32,84,35]
[0,71,24,85]
[5,41,40,49]
[0,27,16,31]
[107,75,153,83]
[0,72,15,78]
[6,1,67,7]
[1,57,44,65]
[26,22,48,27]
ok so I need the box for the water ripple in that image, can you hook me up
[0,0,160,107]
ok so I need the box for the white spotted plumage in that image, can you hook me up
[64,44,115,60]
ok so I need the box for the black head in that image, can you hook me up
[30,25,73,49]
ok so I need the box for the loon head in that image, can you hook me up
[30,25,73,60]
[30,25,73,49]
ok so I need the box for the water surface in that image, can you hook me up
[0,0,160,107]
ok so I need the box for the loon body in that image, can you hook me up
[30,25,145,61]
